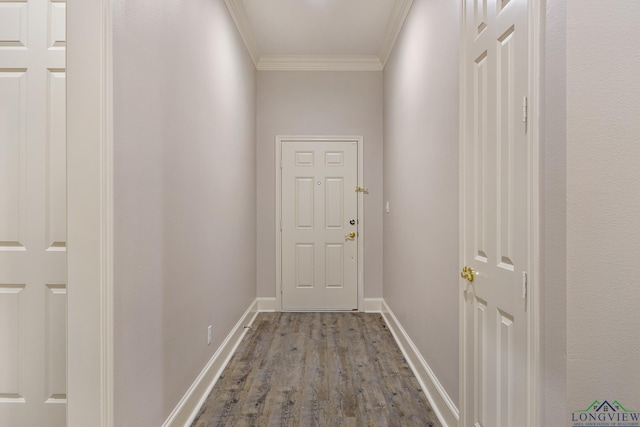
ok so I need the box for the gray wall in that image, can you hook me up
[543,2,640,422]
[543,0,567,423]
[566,0,640,416]
[382,0,461,405]
[112,1,257,425]
[256,71,384,300]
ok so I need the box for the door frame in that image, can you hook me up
[67,0,114,426]
[457,0,542,425]
[275,135,365,312]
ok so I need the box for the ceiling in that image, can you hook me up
[223,0,414,71]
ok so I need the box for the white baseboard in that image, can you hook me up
[381,300,459,427]
[256,297,277,312]
[161,299,260,427]
[257,297,381,313]
[363,297,383,313]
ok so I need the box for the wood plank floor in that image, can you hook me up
[191,312,442,427]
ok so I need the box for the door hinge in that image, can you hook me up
[522,271,528,299]
[522,96,528,125]
[355,186,368,194]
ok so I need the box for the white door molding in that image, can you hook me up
[527,0,543,424]
[67,0,114,426]
[275,135,365,311]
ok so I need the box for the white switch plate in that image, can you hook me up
[207,325,212,345]
[385,201,390,213]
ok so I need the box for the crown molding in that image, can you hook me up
[225,0,410,71]
[223,0,261,66]
[378,0,414,67]
[257,55,383,71]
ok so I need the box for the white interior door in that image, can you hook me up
[0,0,66,425]
[280,140,359,310]
[460,0,530,426]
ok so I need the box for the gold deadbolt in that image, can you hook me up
[460,266,475,282]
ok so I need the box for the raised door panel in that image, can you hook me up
[46,70,66,250]
[0,70,27,250]
[0,285,25,402]
[473,52,488,263]
[324,178,343,230]
[45,285,66,402]
[474,0,487,34]
[48,1,65,49]
[325,244,343,288]
[496,26,516,271]
[295,178,314,230]
[0,3,28,50]
[473,297,487,427]
[324,151,343,167]
[295,244,314,289]
[497,310,514,427]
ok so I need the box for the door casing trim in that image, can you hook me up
[275,135,365,311]
[67,0,114,425]
[527,0,543,424]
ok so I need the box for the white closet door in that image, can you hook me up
[0,0,66,425]
[460,0,530,426]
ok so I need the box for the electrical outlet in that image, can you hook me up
[207,325,212,345]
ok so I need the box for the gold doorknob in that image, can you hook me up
[460,266,475,282]
[345,231,356,239]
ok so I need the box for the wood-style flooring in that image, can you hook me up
[191,312,442,427]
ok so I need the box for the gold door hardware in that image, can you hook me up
[354,186,369,194]
[460,266,475,282]
[345,231,356,240]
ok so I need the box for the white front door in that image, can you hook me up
[280,139,359,310]
[0,0,66,425]
[460,0,530,426]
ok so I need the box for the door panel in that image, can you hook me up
[295,178,314,229]
[0,70,27,249]
[461,0,529,426]
[281,141,358,310]
[46,70,67,250]
[45,284,66,402]
[295,244,314,288]
[0,0,66,425]
[0,286,23,402]
[325,244,344,288]
[324,178,344,229]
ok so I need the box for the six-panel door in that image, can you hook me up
[281,141,359,310]
[0,0,66,425]
[461,0,530,426]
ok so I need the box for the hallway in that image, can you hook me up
[59,0,640,425]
